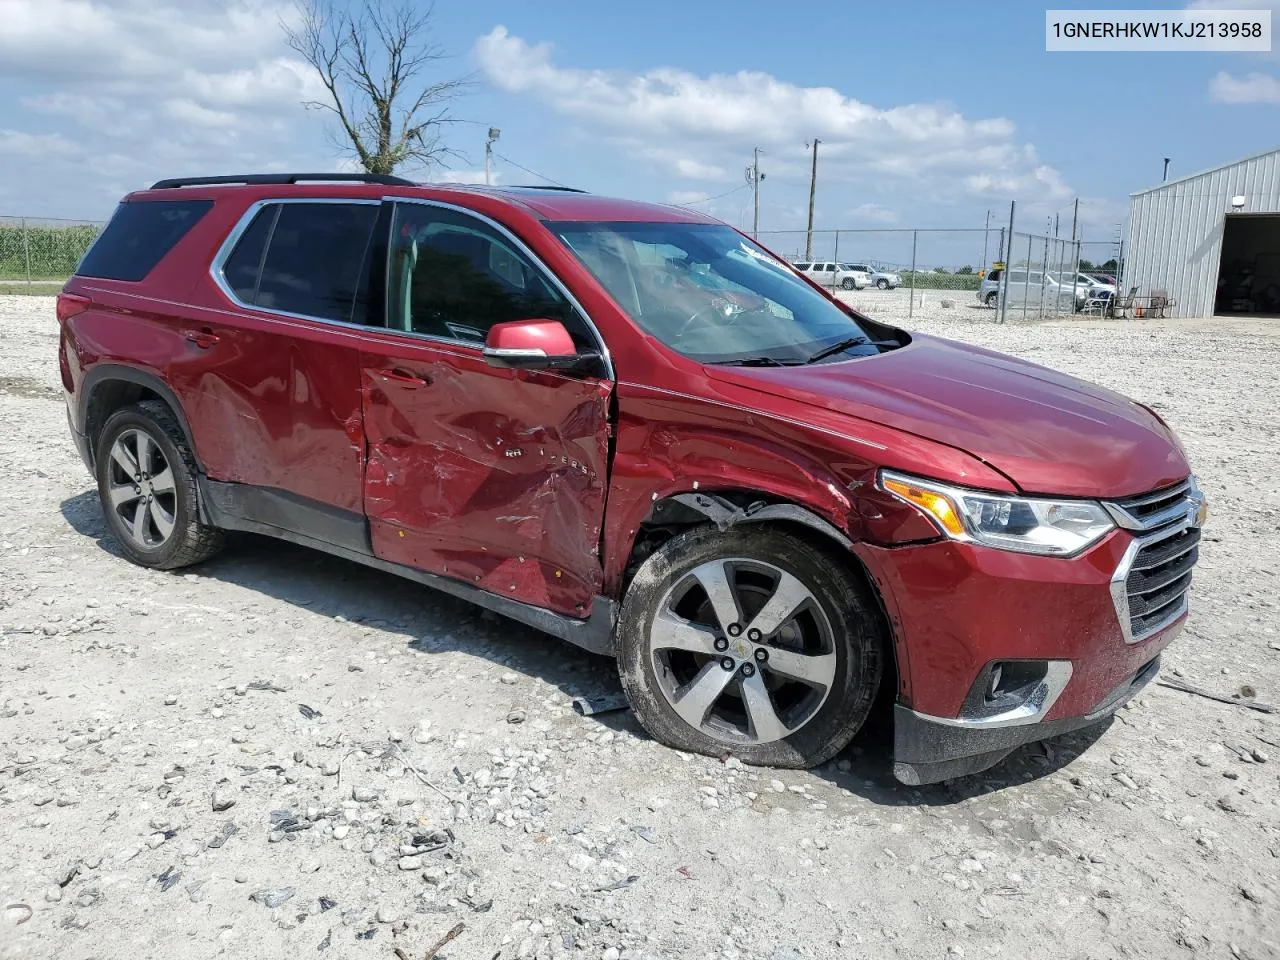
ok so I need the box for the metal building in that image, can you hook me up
[1125,147,1280,317]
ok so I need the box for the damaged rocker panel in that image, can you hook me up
[199,477,617,656]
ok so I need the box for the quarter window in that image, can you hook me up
[77,199,213,282]
[388,203,590,347]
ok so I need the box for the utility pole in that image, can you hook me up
[1162,157,1171,182]
[745,148,765,239]
[485,127,501,185]
[804,139,820,260]
[981,209,991,272]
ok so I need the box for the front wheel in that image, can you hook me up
[841,277,856,290]
[876,278,890,290]
[95,401,224,570]
[984,291,999,307]
[617,526,885,768]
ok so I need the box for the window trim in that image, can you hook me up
[381,196,614,380]
[210,197,383,328]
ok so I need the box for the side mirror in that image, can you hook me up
[483,319,579,370]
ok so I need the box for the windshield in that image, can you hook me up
[551,222,901,364]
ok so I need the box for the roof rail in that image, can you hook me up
[502,184,587,193]
[149,173,417,189]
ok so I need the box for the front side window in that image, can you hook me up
[552,221,905,365]
[387,203,591,347]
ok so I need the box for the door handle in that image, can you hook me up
[374,367,430,388]
[185,329,219,349]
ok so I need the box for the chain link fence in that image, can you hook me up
[0,216,103,286]
[756,209,1125,322]
[755,227,1005,319]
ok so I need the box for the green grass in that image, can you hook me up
[899,271,982,291]
[0,281,65,296]
[0,223,100,283]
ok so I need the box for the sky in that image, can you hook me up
[1,0,1277,268]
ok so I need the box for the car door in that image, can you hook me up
[174,198,381,537]
[358,200,613,617]
[1005,269,1028,303]
[816,262,836,291]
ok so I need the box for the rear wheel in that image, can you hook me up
[617,526,884,768]
[984,291,999,307]
[95,401,224,570]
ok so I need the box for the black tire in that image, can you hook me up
[876,278,889,290]
[984,291,999,307]
[617,525,884,768]
[840,277,856,290]
[95,400,224,570]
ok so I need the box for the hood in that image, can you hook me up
[705,334,1189,498]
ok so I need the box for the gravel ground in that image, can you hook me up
[1,294,1277,960]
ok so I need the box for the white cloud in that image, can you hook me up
[847,203,899,225]
[438,169,499,185]
[666,189,718,205]
[674,158,728,179]
[0,129,79,156]
[1209,70,1280,102]
[0,0,366,214]
[474,26,1067,204]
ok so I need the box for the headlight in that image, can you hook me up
[879,470,1115,556]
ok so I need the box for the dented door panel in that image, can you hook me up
[360,334,612,616]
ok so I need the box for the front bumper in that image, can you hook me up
[853,528,1189,784]
[892,653,1164,784]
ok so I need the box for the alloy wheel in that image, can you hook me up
[648,558,837,745]
[105,428,177,549]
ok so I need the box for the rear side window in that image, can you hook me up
[222,202,379,323]
[77,200,213,282]
[987,268,1002,282]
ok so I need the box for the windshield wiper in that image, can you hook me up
[711,356,795,367]
[804,336,870,364]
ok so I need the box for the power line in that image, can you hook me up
[675,183,749,207]
[491,152,573,189]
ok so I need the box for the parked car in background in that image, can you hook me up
[978,268,1085,310]
[59,172,1203,786]
[1078,273,1117,298]
[792,260,869,290]
[844,262,902,290]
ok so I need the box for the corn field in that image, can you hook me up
[0,218,103,283]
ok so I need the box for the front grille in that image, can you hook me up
[1113,480,1191,524]
[1107,481,1203,643]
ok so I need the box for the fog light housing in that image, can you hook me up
[935,659,1075,728]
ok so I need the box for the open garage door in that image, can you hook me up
[1215,214,1280,316]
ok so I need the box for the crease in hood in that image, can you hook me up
[705,333,1189,498]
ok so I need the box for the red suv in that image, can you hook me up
[58,174,1205,784]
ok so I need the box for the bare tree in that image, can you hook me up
[284,0,469,175]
